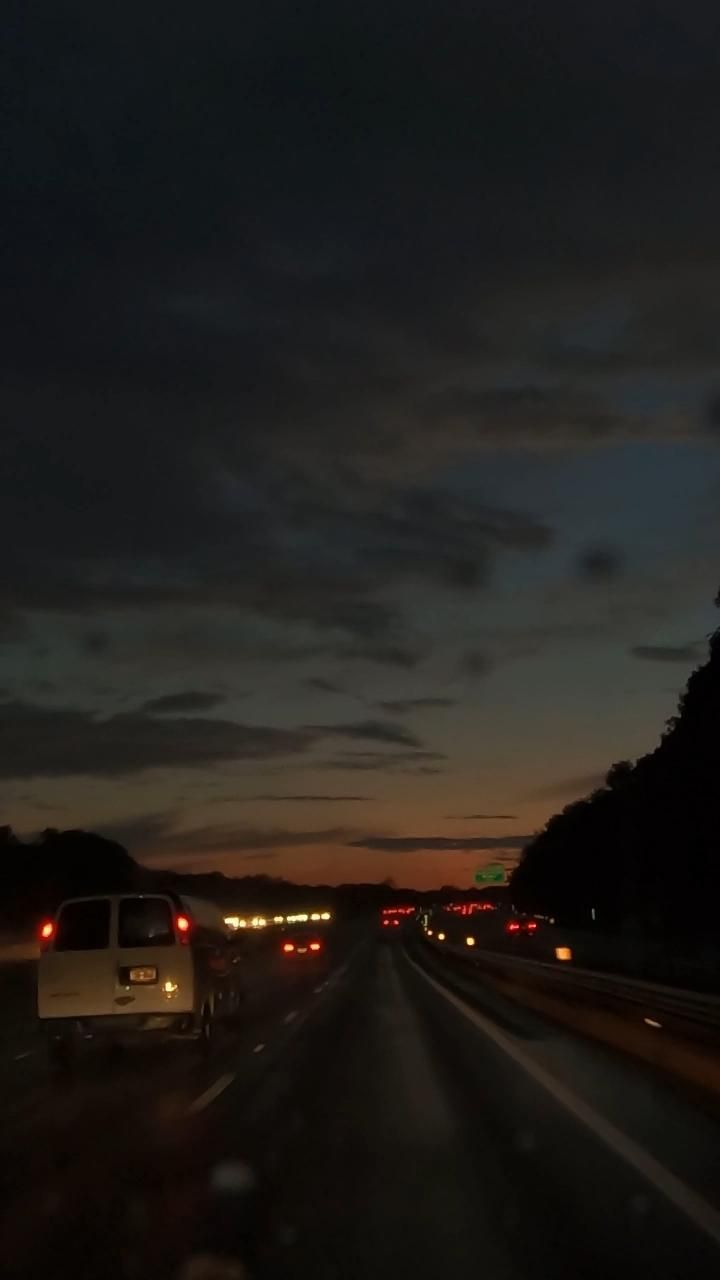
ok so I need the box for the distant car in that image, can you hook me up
[379,912,401,939]
[280,929,325,959]
[37,892,245,1070]
[504,917,539,937]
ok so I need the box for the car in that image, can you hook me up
[504,916,539,937]
[37,892,245,1069]
[379,907,411,938]
[280,928,326,959]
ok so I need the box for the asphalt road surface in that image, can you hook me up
[1,925,719,1279]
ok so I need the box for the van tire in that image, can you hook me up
[197,1005,213,1057]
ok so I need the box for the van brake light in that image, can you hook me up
[176,914,191,940]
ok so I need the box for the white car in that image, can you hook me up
[37,892,244,1068]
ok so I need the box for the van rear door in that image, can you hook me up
[113,896,193,1015]
[38,898,114,1018]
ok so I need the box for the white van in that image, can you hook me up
[37,892,244,1067]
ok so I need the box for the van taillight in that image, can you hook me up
[176,914,191,941]
[39,920,54,944]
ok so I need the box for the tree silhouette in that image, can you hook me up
[511,585,720,951]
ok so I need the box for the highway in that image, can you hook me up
[1,925,719,1279]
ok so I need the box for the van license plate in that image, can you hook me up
[129,966,158,984]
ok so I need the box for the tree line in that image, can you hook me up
[510,595,720,946]
[0,825,501,929]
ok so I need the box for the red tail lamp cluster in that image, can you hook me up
[39,919,55,950]
[176,914,191,942]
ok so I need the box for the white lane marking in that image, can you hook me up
[188,1072,236,1114]
[408,954,720,1249]
[14,1051,33,1061]
[284,1010,298,1024]
[253,1042,265,1054]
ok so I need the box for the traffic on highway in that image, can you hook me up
[0,906,718,1279]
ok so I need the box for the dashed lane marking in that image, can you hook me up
[187,1072,236,1114]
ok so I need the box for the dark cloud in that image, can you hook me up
[304,677,344,695]
[242,794,371,803]
[0,449,552,664]
[141,690,226,714]
[0,699,312,780]
[322,750,446,773]
[82,630,111,656]
[160,824,353,856]
[401,766,445,777]
[98,813,354,862]
[423,384,627,442]
[12,6,675,676]
[577,547,625,582]
[445,813,517,820]
[630,644,701,664]
[347,834,532,853]
[460,651,493,678]
[0,697,441,781]
[339,645,423,670]
[27,679,56,695]
[485,621,606,659]
[14,793,64,813]
[377,697,455,715]
[304,719,422,749]
[108,622,417,674]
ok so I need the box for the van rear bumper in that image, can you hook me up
[41,1013,198,1042]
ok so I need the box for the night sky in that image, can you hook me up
[3,3,719,888]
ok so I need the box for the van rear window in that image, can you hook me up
[118,898,174,948]
[55,900,111,951]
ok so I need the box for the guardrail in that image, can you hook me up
[434,939,720,1037]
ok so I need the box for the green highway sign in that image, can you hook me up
[474,865,506,884]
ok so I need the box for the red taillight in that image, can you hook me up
[283,942,295,953]
[382,919,389,926]
[39,920,54,942]
[176,914,191,939]
[309,942,321,952]
[526,921,538,931]
[392,919,399,926]
[506,921,520,933]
